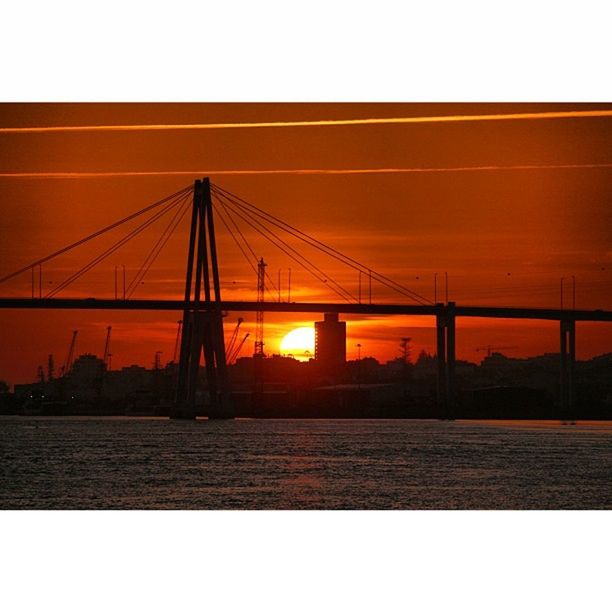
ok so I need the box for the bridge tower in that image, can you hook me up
[173,178,232,419]
[559,317,576,419]
[435,302,456,419]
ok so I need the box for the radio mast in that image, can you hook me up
[254,258,266,358]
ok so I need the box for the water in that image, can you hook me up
[1,416,611,509]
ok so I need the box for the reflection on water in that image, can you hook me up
[1,417,611,509]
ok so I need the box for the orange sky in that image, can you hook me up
[0,103,611,384]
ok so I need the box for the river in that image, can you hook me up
[1,416,611,509]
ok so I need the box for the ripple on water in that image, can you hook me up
[0,417,611,509]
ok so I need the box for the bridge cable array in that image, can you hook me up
[0,186,194,298]
[0,181,433,305]
[212,188,356,303]
[45,189,193,298]
[124,190,193,299]
[210,183,433,305]
[213,201,279,301]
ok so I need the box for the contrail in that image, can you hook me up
[1,163,612,179]
[1,110,612,134]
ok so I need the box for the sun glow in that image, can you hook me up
[280,327,315,360]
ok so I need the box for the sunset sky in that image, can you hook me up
[1,103,611,385]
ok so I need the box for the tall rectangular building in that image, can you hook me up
[315,313,346,366]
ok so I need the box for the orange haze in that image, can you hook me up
[0,103,611,385]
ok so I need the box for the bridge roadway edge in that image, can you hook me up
[0,298,610,322]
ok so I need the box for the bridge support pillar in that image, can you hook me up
[446,302,456,417]
[559,318,576,419]
[173,178,233,420]
[436,305,446,413]
[436,302,456,418]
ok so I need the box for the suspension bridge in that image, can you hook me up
[0,178,610,418]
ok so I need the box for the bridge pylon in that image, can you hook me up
[173,178,232,419]
[436,302,456,419]
[559,317,576,419]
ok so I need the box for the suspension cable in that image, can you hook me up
[126,191,193,298]
[213,195,279,296]
[213,184,430,304]
[213,201,277,300]
[218,194,356,303]
[213,185,384,302]
[47,191,187,297]
[213,190,357,302]
[211,183,433,305]
[48,195,182,297]
[213,191,355,303]
[0,185,193,285]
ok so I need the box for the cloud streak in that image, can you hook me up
[1,163,612,179]
[1,110,612,134]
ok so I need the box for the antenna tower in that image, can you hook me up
[254,258,266,357]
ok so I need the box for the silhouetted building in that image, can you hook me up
[315,313,346,367]
[6,348,611,419]
[67,354,106,400]
[103,365,152,401]
[70,354,105,382]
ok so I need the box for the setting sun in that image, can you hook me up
[279,326,315,360]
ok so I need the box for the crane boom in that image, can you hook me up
[172,320,182,363]
[226,317,243,358]
[230,332,250,363]
[63,330,78,376]
[103,326,112,368]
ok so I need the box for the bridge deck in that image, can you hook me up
[0,298,610,321]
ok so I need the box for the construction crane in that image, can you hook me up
[226,317,244,359]
[103,326,112,370]
[172,320,183,363]
[60,330,78,377]
[47,354,55,381]
[475,345,518,358]
[254,258,266,358]
[229,332,250,364]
